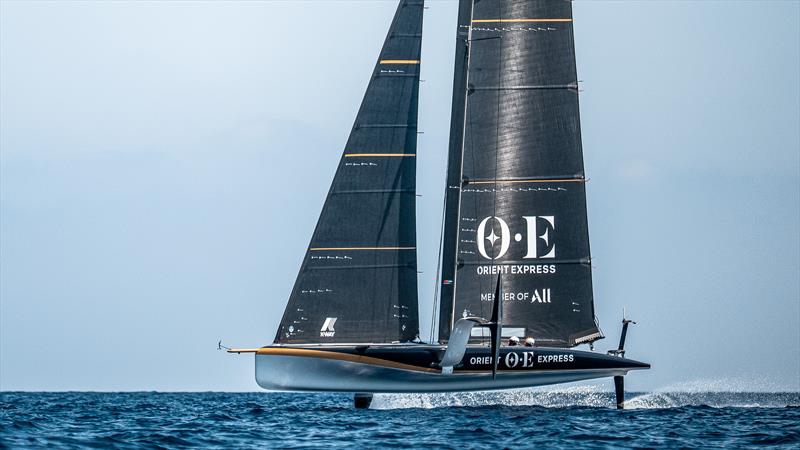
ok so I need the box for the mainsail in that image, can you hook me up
[275,0,424,344]
[438,0,602,347]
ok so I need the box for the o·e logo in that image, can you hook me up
[476,216,556,260]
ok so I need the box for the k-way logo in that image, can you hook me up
[477,216,556,260]
[320,317,337,337]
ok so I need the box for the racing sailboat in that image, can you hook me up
[227,0,649,409]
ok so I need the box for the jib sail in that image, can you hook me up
[438,0,602,347]
[275,0,424,345]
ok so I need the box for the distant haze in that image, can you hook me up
[1,1,798,392]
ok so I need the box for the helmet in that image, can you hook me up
[509,336,520,345]
[524,337,535,347]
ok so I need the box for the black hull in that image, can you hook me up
[251,344,649,393]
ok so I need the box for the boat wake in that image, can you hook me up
[371,385,610,409]
[371,378,799,410]
[625,378,800,409]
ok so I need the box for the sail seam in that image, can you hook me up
[306,264,416,271]
[309,247,416,251]
[356,124,417,128]
[344,153,416,157]
[376,73,418,77]
[379,60,420,64]
[470,84,578,91]
[331,189,415,194]
[472,18,572,24]
[458,259,591,266]
[468,178,586,184]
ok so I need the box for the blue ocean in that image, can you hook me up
[2,388,798,448]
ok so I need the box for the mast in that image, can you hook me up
[438,0,602,347]
[437,0,474,344]
[275,0,424,345]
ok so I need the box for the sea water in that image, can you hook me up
[2,384,798,448]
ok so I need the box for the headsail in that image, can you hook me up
[438,0,602,347]
[275,0,424,345]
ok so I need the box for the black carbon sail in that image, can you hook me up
[275,0,423,345]
[438,0,602,347]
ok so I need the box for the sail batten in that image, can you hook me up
[344,154,416,157]
[467,178,585,184]
[379,60,421,65]
[276,0,423,345]
[471,18,572,23]
[438,0,602,347]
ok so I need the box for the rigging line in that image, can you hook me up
[414,0,425,344]
[449,0,477,338]
[384,1,396,346]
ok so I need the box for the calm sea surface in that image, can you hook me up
[2,390,798,448]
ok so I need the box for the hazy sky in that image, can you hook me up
[1,0,798,392]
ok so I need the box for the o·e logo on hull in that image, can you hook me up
[504,351,535,368]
